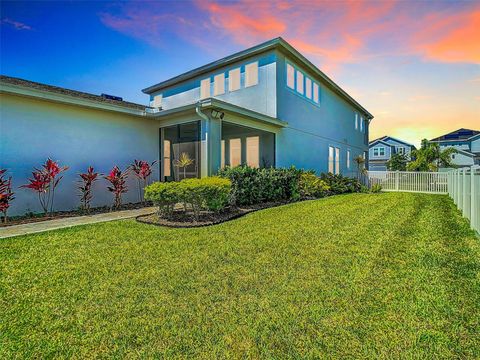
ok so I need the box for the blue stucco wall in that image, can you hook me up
[0,93,160,216]
[274,51,369,176]
[151,52,277,118]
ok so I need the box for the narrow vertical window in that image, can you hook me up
[228,68,240,92]
[164,140,171,177]
[200,78,210,99]
[328,146,334,173]
[335,147,340,174]
[213,73,225,95]
[151,94,162,108]
[305,77,312,99]
[229,138,241,167]
[313,82,319,103]
[360,115,363,132]
[286,63,295,89]
[355,113,358,130]
[245,61,258,87]
[246,136,259,168]
[221,140,225,169]
[296,70,304,95]
[347,150,350,169]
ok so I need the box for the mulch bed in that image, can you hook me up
[0,202,151,227]
[136,201,294,228]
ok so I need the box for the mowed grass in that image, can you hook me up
[1,193,479,359]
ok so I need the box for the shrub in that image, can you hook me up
[319,173,363,194]
[0,169,15,223]
[298,172,330,199]
[130,160,156,203]
[144,177,231,220]
[104,166,128,210]
[370,183,383,193]
[78,166,98,213]
[218,166,302,205]
[20,159,68,215]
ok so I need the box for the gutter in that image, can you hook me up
[196,101,211,175]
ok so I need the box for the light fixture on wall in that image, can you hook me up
[211,109,225,120]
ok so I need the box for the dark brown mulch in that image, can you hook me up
[136,201,293,228]
[0,202,151,227]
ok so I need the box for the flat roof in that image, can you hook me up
[142,37,373,119]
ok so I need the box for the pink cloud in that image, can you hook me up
[1,18,32,31]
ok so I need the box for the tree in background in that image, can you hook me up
[386,153,409,171]
[407,139,457,172]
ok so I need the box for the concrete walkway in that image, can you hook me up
[0,207,156,239]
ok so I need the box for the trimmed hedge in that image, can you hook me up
[144,177,231,219]
[218,166,302,205]
[298,172,330,198]
[319,173,363,194]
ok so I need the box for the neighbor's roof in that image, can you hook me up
[0,75,148,111]
[430,128,480,142]
[368,139,394,148]
[142,37,373,119]
[369,135,415,148]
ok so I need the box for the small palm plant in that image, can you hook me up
[354,155,366,179]
[173,152,194,180]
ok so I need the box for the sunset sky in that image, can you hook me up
[1,0,479,147]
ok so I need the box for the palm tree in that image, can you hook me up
[407,139,457,172]
[354,155,366,179]
[173,152,194,179]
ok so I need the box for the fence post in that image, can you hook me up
[471,166,475,230]
[395,171,399,191]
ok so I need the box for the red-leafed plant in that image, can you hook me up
[104,166,128,210]
[0,169,15,223]
[78,166,98,213]
[20,159,68,215]
[130,160,156,203]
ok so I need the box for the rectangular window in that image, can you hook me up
[229,138,241,167]
[228,68,240,92]
[373,148,379,156]
[313,83,319,103]
[335,147,340,174]
[163,139,171,177]
[213,73,225,95]
[347,150,350,169]
[305,77,312,99]
[355,113,358,130]
[360,116,364,132]
[296,70,304,95]
[328,146,334,173]
[221,140,225,169]
[379,147,385,156]
[397,147,404,155]
[286,63,295,89]
[245,61,258,87]
[200,78,210,99]
[246,136,259,168]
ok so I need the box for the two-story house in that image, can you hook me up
[368,136,415,171]
[429,128,480,168]
[1,37,373,215]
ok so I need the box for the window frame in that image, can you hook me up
[245,61,259,88]
[213,73,225,96]
[296,70,304,95]
[228,68,241,92]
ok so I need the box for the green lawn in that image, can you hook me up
[1,193,479,358]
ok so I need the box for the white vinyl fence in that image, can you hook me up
[366,168,480,234]
[367,171,448,194]
[447,166,480,234]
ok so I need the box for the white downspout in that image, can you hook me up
[196,102,210,177]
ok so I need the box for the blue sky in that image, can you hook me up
[1,0,479,146]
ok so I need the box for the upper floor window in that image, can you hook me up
[373,147,385,156]
[200,78,210,99]
[214,73,225,96]
[151,94,162,108]
[228,68,241,92]
[313,83,319,103]
[360,115,364,132]
[286,63,295,89]
[305,77,312,99]
[397,147,405,155]
[355,113,358,130]
[245,61,258,87]
[296,70,304,95]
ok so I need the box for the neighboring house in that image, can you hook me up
[430,128,480,168]
[0,37,373,215]
[368,136,415,171]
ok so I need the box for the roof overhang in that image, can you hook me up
[0,82,147,117]
[369,139,392,147]
[151,98,288,128]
